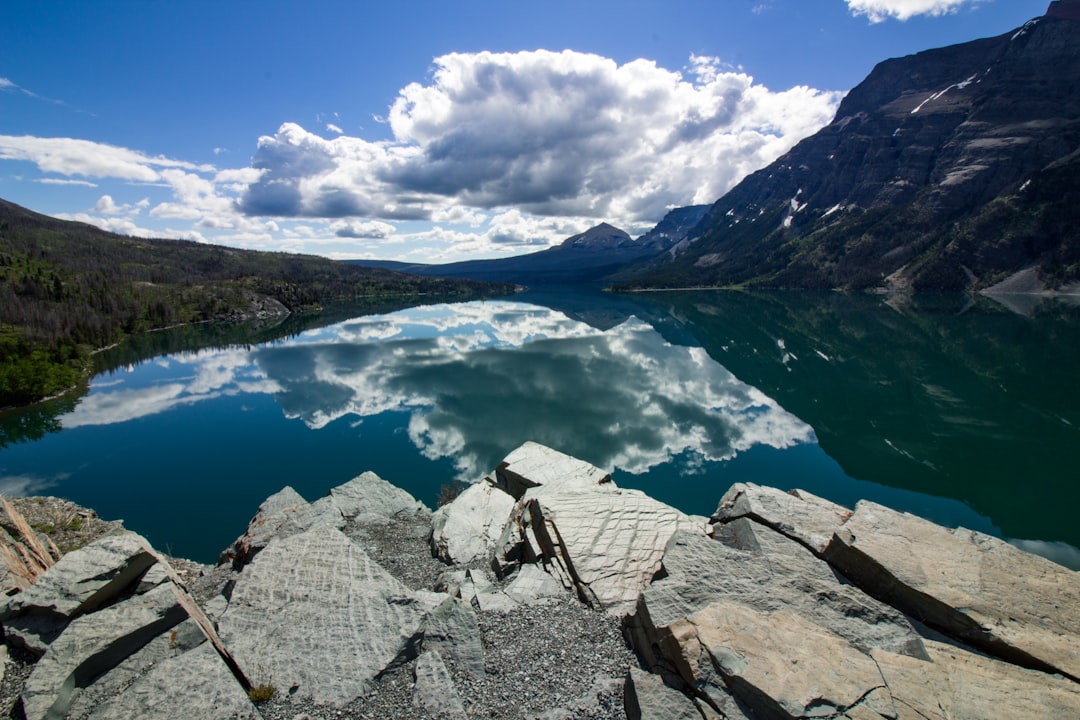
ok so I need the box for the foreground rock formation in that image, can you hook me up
[1,443,1078,719]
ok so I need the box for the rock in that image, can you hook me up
[503,563,565,606]
[824,500,1080,680]
[420,595,485,678]
[430,478,514,564]
[713,482,851,554]
[66,618,206,719]
[507,488,702,615]
[683,600,898,720]
[623,666,700,720]
[327,470,431,521]
[625,525,927,716]
[87,643,261,720]
[218,486,311,565]
[217,525,425,707]
[871,639,1080,719]
[463,568,518,613]
[21,583,188,720]
[0,531,157,654]
[494,441,614,500]
[220,473,430,567]
[413,650,467,719]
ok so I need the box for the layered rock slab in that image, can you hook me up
[0,531,157,653]
[87,644,262,720]
[21,583,189,720]
[626,523,927,718]
[218,524,425,707]
[824,500,1080,680]
[511,488,701,614]
[494,441,613,499]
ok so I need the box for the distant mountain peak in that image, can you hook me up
[559,223,632,250]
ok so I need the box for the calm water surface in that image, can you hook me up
[1,289,1077,566]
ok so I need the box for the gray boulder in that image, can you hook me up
[623,666,702,720]
[0,531,157,654]
[430,478,514,564]
[21,583,189,720]
[506,487,703,615]
[326,469,430,522]
[413,650,467,719]
[713,481,852,554]
[217,524,425,707]
[494,441,614,500]
[88,644,262,720]
[824,500,1080,680]
[420,595,485,678]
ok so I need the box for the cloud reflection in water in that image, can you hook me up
[58,301,813,482]
[252,301,814,480]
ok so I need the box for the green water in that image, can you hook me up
[1,289,1077,567]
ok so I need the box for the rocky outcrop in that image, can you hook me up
[2,444,1078,719]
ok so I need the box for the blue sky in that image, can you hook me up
[0,0,1050,262]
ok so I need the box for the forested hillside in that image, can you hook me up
[0,198,513,407]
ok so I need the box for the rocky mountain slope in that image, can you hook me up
[352,205,708,285]
[618,5,1080,292]
[2,442,1079,719]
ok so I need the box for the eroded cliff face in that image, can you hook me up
[625,12,1080,292]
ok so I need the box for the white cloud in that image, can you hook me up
[330,219,395,239]
[0,77,15,89]
[94,194,123,214]
[35,178,98,187]
[845,0,978,22]
[326,123,344,135]
[0,134,214,181]
[240,50,841,232]
[54,212,161,237]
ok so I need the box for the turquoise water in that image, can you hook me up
[1,289,1077,566]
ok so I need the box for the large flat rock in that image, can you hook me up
[514,488,701,615]
[88,644,262,720]
[21,583,189,720]
[1,531,156,622]
[824,500,1080,680]
[494,441,613,499]
[713,482,852,554]
[872,639,1080,719]
[217,524,425,707]
[625,522,927,717]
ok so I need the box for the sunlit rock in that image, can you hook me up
[712,481,851,554]
[217,524,425,707]
[21,583,188,720]
[494,441,614,500]
[824,500,1080,680]
[430,478,515,564]
[0,531,157,654]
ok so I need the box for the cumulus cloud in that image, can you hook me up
[240,50,841,229]
[94,194,123,214]
[331,219,395,239]
[845,0,978,22]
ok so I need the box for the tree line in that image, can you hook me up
[0,198,514,407]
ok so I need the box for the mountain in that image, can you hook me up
[351,206,709,285]
[617,4,1080,293]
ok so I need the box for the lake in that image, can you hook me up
[1,288,1078,568]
